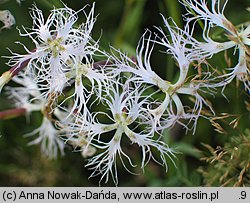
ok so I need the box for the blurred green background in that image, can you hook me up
[0,0,249,186]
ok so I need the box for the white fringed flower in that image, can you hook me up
[111,22,212,131]
[64,81,175,185]
[6,74,44,113]
[182,0,250,92]
[7,3,98,99]
[25,116,65,159]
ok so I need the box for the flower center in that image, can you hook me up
[47,37,66,57]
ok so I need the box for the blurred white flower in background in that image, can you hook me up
[7,3,99,101]
[25,116,65,160]
[6,73,66,159]
[0,10,15,31]
[0,0,24,31]
[62,80,176,184]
